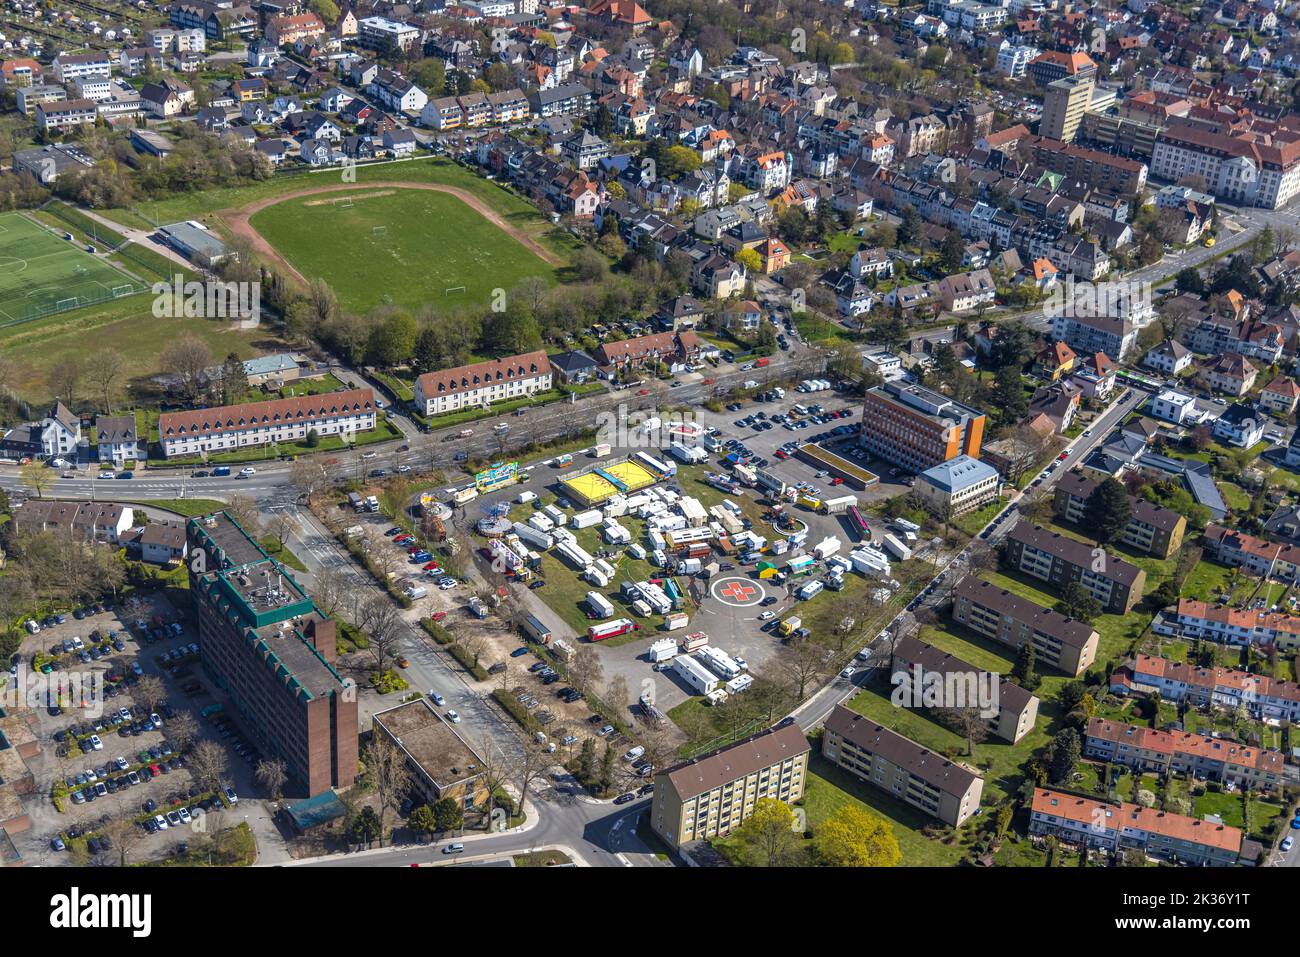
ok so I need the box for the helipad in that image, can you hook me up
[710,576,765,607]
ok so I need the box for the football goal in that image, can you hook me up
[372,225,388,237]
[111,284,134,297]
[56,297,79,310]
[334,197,354,208]
[444,285,466,295]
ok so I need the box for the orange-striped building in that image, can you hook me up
[859,382,986,473]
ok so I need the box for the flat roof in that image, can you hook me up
[374,699,485,789]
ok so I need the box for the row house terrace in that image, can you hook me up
[158,389,378,459]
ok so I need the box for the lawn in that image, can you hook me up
[950,496,1009,537]
[250,187,562,313]
[0,211,146,324]
[124,498,228,518]
[800,756,967,866]
[113,157,583,264]
[0,295,281,410]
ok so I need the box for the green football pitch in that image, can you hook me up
[0,212,145,324]
[248,188,562,313]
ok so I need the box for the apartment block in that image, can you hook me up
[1084,717,1283,792]
[1028,137,1148,195]
[158,388,379,459]
[1003,523,1147,614]
[1049,313,1138,361]
[891,636,1039,743]
[859,381,986,473]
[1151,125,1300,211]
[1121,653,1300,723]
[650,724,811,851]
[951,575,1100,676]
[822,705,983,826]
[1052,471,1186,559]
[186,512,357,797]
[1029,788,1242,866]
[412,351,551,418]
[36,99,98,131]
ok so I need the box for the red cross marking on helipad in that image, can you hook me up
[720,582,758,602]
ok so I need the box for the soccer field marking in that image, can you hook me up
[0,256,28,274]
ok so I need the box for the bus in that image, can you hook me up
[588,618,639,641]
[847,505,870,540]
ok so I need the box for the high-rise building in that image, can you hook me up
[1040,74,1094,144]
[186,511,358,797]
[859,382,986,473]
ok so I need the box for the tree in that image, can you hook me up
[433,796,463,834]
[219,352,249,405]
[1046,728,1081,784]
[349,805,381,846]
[167,710,198,752]
[160,334,211,401]
[1083,477,1133,546]
[19,461,53,499]
[736,247,762,275]
[100,799,145,867]
[255,756,288,802]
[570,645,604,693]
[88,349,125,413]
[189,739,229,796]
[50,356,83,411]
[289,455,332,500]
[222,494,262,538]
[365,734,411,847]
[897,203,923,246]
[410,803,437,842]
[1056,580,1102,625]
[360,594,403,679]
[941,228,965,271]
[1012,641,1039,692]
[814,804,901,867]
[774,640,825,699]
[936,706,990,756]
[414,58,446,96]
[992,364,1028,425]
[133,675,165,715]
[733,797,799,866]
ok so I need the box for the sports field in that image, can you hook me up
[0,212,145,324]
[247,188,562,313]
[563,460,659,505]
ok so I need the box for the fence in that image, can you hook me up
[42,202,128,250]
[0,283,147,328]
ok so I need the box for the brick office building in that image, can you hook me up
[186,511,357,797]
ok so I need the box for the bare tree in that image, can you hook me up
[309,565,348,619]
[935,707,990,757]
[88,349,126,413]
[222,494,262,538]
[267,511,297,550]
[100,799,145,867]
[474,737,517,834]
[190,739,229,796]
[570,645,604,694]
[255,756,289,802]
[132,675,165,715]
[289,456,334,500]
[360,594,403,677]
[774,640,827,699]
[167,710,198,752]
[160,334,211,401]
[19,460,53,499]
[604,674,630,720]
[365,734,411,848]
[49,356,83,410]
[515,742,550,822]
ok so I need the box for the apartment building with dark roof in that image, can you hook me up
[891,636,1040,743]
[951,575,1100,675]
[1003,523,1147,614]
[822,705,983,826]
[650,723,810,851]
[1052,471,1186,559]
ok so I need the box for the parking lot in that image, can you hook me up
[16,591,253,864]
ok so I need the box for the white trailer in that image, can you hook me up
[585,591,615,619]
[798,579,824,600]
[528,513,555,533]
[673,655,719,695]
[725,674,754,695]
[556,541,595,569]
[819,495,858,515]
[813,536,842,560]
[648,638,678,662]
[668,442,708,464]
[881,533,912,561]
[516,490,537,505]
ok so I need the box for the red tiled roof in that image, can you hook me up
[159,388,376,439]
